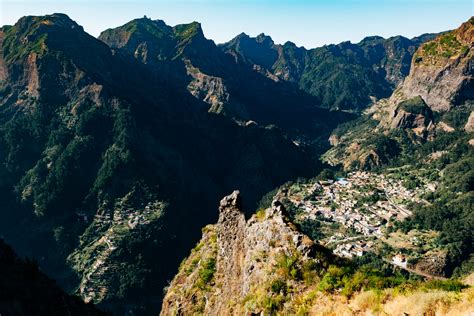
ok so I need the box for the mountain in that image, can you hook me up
[0,238,104,316]
[325,17,473,169]
[161,191,473,315]
[323,17,473,276]
[220,32,441,111]
[98,17,352,139]
[0,13,343,314]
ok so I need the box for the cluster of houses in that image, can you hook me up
[286,171,428,261]
[333,239,375,258]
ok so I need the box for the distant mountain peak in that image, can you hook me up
[359,35,385,43]
[13,13,83,34]
[173,21,204,39]
[255,32,274,45]
[282,41,297,47]
[236,32,249,38]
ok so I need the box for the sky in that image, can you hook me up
[1,0,473,48]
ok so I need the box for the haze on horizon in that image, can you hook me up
[1,0,472,48]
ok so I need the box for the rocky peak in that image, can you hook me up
[235,32,249,39]
[255,33,274,46]
[15,13,82,33]
[220,31,278,70]
[390,96,435,138]
[218,189,242,214]
[161,191,320,315]
[283,40,298,48]
[359,35,385,45]
[173,21,205,42]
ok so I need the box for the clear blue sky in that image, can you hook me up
[1,0,472,48]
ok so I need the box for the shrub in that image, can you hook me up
[255,208,266,221]
[318,265,348,292]
[423,279,467,292]
[197,257,216,288]
[270,279,287,294]
[276,252,302,280]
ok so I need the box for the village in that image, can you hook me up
[285,171,433,264]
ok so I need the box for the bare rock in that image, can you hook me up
[398,19,473,112]
[465,111,474,132]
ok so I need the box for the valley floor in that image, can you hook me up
[282,169,448,279]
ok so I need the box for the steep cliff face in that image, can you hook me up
[377,18,473,131]
[399,18,474,112]
[389,96,435,138]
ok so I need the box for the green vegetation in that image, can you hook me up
[441,104,472,129]
[197,257,216,288]
[270,279,288,294]
[419,32,466,61]
[276,252,303,280]
[255,208,267,221]
[423,279,467,292]
[3,17,49,62]
[398,96,432,117]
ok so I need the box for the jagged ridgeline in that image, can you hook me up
[98,17,353,138]
[220,30,441,111]
[162,191,473,315]
[0,13,348,314]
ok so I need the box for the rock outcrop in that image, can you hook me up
[161,191,322,315]
[465,111,474,132]
[215,190,246,310]
[377,18,473,125]
[399,18,473,112]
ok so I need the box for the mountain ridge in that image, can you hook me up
[220,30,442,111]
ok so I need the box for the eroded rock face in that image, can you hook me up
[215,190,246,311]
[161,191,319,315]
[323,19,474,171]
[398,19,473,112]
[185,62,232,115]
